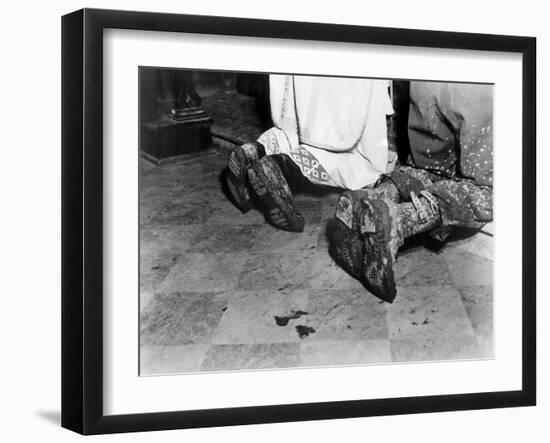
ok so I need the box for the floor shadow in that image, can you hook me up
[36,410,61,426]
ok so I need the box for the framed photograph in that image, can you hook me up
[61,8,536,435]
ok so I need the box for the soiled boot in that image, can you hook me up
[248,155,305,232]
[331,180,400,277]
[361,191,441,302]
[226,142,265,212]
[335,179,400,231]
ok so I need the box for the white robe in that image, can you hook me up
[257,75,394,190]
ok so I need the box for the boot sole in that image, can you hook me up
[226,148,252,213]
[248,160,304,233]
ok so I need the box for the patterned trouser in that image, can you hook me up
[382,165,493,241]
[380,81,493,240]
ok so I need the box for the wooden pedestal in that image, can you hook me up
[140,113,213,163]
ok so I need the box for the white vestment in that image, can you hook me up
[257,75,394,190]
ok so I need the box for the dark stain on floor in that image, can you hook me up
[296,325,316,339]
[274,310,308,327]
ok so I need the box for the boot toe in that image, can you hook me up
[361,198,399,302]
[328,219,364,278]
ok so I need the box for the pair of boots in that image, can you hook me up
[226,142,306,232]
[227,142,443,302]
[333,180,441,302]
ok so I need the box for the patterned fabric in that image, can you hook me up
[384,165,492,230]
[410,191,431,223]
[258,127,337,187]
[290,148,330,185]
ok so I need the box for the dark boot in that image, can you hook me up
[361,191,441,302]
[248,155,305,232]
[328,219,365,279]
[226,141,265,212]
[330,180,400,277]
[335,179,400,231]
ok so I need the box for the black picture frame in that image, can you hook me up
[61,8,537,435]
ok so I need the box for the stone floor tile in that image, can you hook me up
[205,202,266,225]
[238,251,314,290]
[249,223,319,253]
[159,253,248,293]
[475,334,494,358]
[300,339,391,367]
[200,343,301,372]
[149,198,216,226]
[211,290,309,344]
[396,246,453,287]
[140,251,180,310]
[387,285,475,344]
[187,224,263,253]
[304,289,388,341]
[443,248,494,286]
[140,344,210,375]
[390,333,485,362]
[446,231,494,261]
[457,285,494,338]
[140,292,228,346]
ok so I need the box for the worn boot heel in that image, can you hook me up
[226,142,265,213]
[248,156,305,233]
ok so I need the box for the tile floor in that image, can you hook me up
[139,149,494,375]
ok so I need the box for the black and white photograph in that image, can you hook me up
[1,0,543,440]
[138,69,494,375]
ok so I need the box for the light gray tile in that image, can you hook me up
[140,292,228,346]
[443,248,494,286]
[187,224,262,253]
[211,290,309,344]
[140,289,155,312]
[480,222,494,236]
[475,334,494,358]
[147,187,222,227]
[139,250,180,299]
[457,285,494,338]
[300,339,391,367]
[159,253,248,293]
[446,231,494,261]
[200,343,301,372]
[205,203,266,225]
[140,344,210,375]
[238,251,314,290]
[387,285,479,361]
[396,246,452,287]
[140,224,203,257]
[304,289,388,341]
[388,286,474,338]
[249,223,319,253]
[390,334,486,362]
